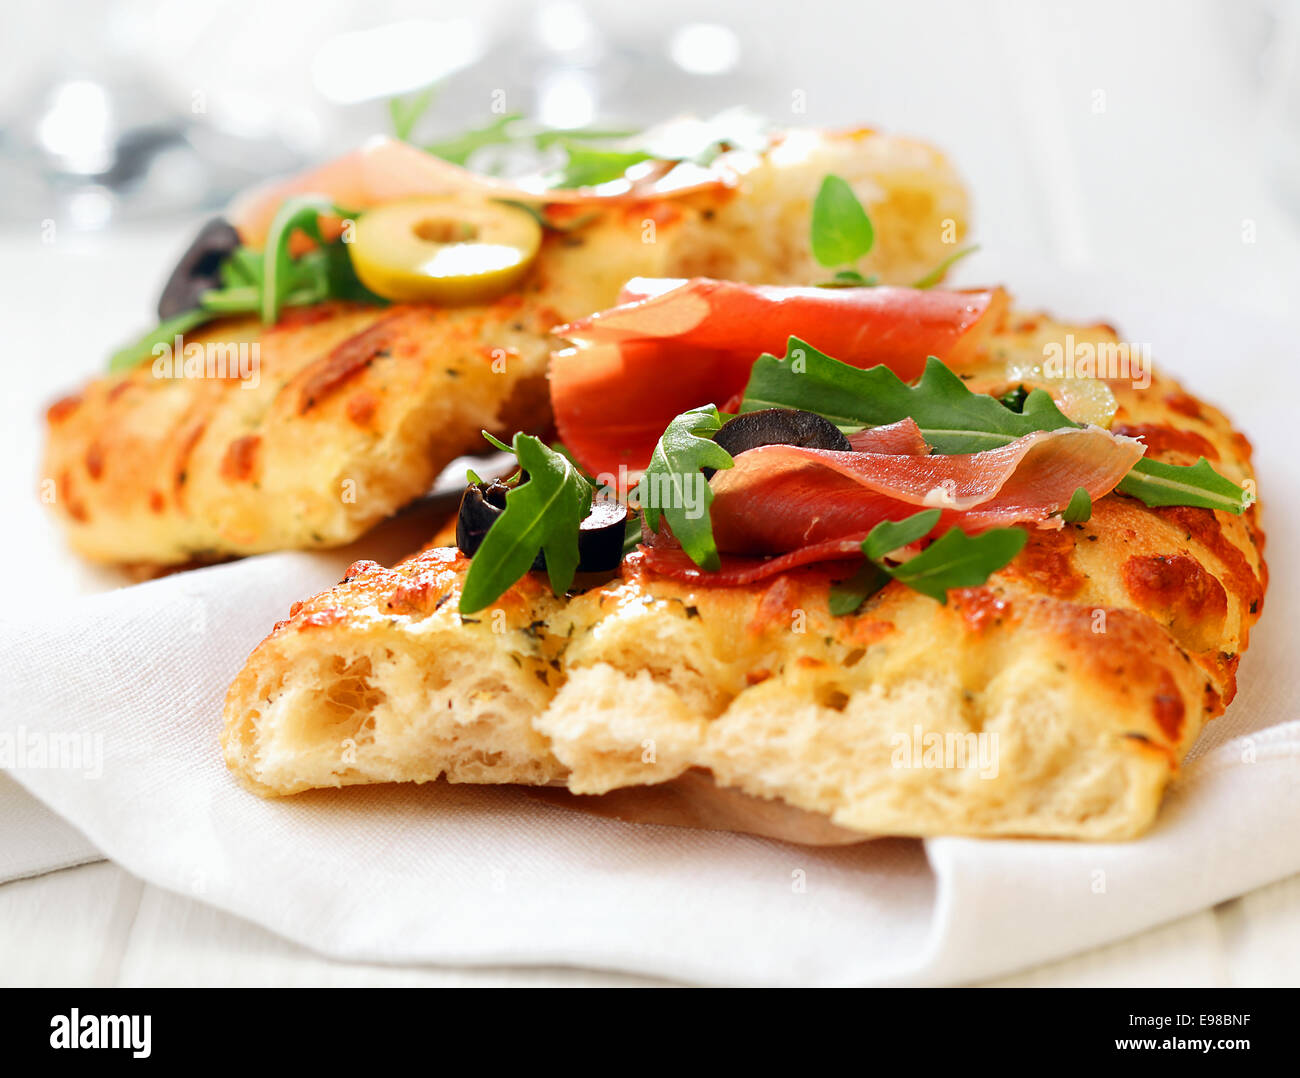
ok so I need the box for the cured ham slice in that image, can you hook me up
[229,137,733,248]
[846,417,930,455]
[551,278,1008,476]
[641,426,1144,584]
[634,537,872,586]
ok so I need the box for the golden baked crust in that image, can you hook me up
[43,128,969,565]
[221,312,1266,841]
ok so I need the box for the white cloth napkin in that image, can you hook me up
[0,547,1296,985]
[3,273,1295,986]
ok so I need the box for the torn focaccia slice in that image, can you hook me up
[44,126,970,567]
[222,317,1265,842]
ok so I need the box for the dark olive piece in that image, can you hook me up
[708,408,850,475]
[456,481,628,573]
[457,480,540,565]
[157,217,242,320]
[575,498,629,572]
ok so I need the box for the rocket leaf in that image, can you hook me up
[741,337,1246,512]
[639,405,734,571]
[830,509,1025,612]
[811,174,874,268]
[459,433,593,614]
[741,338,1076,452]
[886,525,1027,603]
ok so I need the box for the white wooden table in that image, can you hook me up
[2,0,1297,986]
[1,860,1297,986]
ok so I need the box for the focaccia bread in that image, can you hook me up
[222,312,1266,841]
[43,128,968,566]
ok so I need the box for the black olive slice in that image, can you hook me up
[708,409,850,475]
[456,481,628,574]
[157,217,242,320]
[576,498,629,572]
[456,480,517,558]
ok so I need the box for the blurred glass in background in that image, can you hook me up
[0,0,1296,325]
[0,0,788,229]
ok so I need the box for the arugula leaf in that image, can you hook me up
[829,509,940,613]
[999,384,1029,413]
[623,512,645,556]
[742,339,1076,452]
[831,509,1021,612]
[639,405,734,571]
[549,143,653,188]
[220,246,263,288]
[818,268,877,289]
[315,239,389,306]
[862,509,942,560]
[425,113,524,166]
[410,111,639,166]
[389,86,439,142]
[1118,457,1249,513]
[811,174,874,268]
[829,561,890,615]
[911,244,980,289]
[108,308,212,373]
[888,526,1027,603]
[459,434,593,613]
[533,126,639,150]
[743,338,1247,515]
[1061,487,1092,523]
[260,195,334,324]
[108,198,388,372]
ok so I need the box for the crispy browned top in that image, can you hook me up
[254,308,1265,784]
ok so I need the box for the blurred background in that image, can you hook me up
[2,0,1297,575]
[2,0,1297,313]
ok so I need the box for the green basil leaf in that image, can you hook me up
[1118,457,1247,514]
[886,526,1027,604]
[640,405,734,571]
[810,174,874,268]
[459,433,593,613]
[1061,487,1092,523]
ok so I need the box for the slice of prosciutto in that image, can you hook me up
[551,277,1008,476]
[846,417,930,455]
[641,425,1144,585]
[229,136,734,248]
